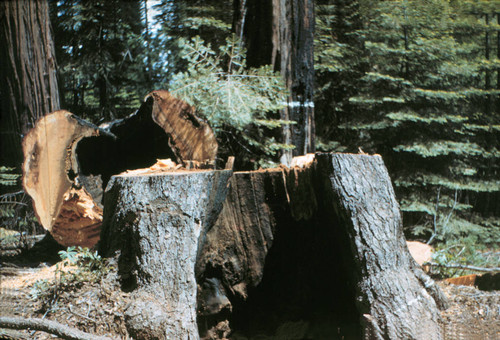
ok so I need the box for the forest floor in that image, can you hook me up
[0,235,499,340]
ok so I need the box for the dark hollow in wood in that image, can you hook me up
[77,90,218,189]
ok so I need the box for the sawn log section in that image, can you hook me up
[99,153,448,340]
[22,90,218,248]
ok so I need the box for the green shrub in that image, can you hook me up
[170,34,293,168]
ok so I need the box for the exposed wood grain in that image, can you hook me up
[22,111,106,247]
[147,90,218,163]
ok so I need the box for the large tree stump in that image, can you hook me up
[22,90,218,248]
[99,169,232,340]
[100,153,447,339]
[196,153,447,339]
[315,153,447,339]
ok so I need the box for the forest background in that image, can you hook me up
[0,0,499,275]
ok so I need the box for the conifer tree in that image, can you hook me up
[50,0,148,121]
[315,0,500,249]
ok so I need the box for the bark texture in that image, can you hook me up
[238,0,315,164]
[99,170,232,340]
[0,0,60,167]
[315,153,447,339]
[100,153,446,339]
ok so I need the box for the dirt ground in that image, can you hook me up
[0,239,499,340]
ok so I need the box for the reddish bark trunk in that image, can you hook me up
[0,0,60,167]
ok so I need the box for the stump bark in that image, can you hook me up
[316,153,447,339]
[100,153,447,339]
[99,170,232,340]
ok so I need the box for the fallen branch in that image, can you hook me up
[426,262,500,273]
[0,316,111,340]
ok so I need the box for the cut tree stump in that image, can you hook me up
[315,153,447,339]
[100,152,447,340]
[99,169,232,340]
[77,89,219,189]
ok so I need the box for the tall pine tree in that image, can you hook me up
[50,0,148,122]
[315,0,500,247]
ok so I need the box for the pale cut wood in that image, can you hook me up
[146,90,218,163]
[22,110,106,247]
[406,241,433,266]
[51,187,102,248]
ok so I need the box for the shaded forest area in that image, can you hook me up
[0,1,499,339]
[0,0,499,306]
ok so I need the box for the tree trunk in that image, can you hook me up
[99,169,232,340]
[100,153,447,339]
[315,153,447,339]
[0,0,60,167]
[237,0,315,164]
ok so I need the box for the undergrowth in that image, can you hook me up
[0,166,42,247]
[30,246,109,313]
[430,240,500,278]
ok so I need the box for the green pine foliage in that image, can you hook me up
[0,167,40,243]
[169,35,291,168]
[315,0,499,251]
[0,166,21,219]
[0,166,19,187]
[151,1,293,168]
[314,0,367,149]
[50,0,149,121]
[152,0,233,77]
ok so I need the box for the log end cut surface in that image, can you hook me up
[22,110,103,246]
[146,90,218,163]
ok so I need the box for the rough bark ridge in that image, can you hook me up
[99,170,232,340]
[100,153,447,339]
[316,153,447,339]
[0,0,60,167]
